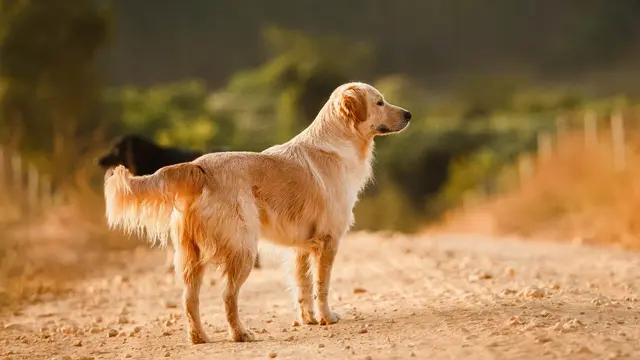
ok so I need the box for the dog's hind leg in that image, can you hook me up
[175,237,209,344]
[164,246,175,273]
[221,241,257,342]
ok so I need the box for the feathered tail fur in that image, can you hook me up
[104,163,207,246]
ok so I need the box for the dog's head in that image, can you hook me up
[331,82,411,138]
[96,134,151,171]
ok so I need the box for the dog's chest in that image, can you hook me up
[257,168,368,247]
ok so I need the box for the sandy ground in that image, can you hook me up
[2,232,640,360]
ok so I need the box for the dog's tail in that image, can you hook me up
[104,163,207,246]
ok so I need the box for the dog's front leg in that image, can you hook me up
[291,251,318,326]
[312,235,340,325]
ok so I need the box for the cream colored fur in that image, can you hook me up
[103,82,411,344]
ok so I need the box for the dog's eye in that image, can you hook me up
[376,100,384,106]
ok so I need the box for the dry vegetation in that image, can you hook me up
[438,126,640,250]
[0,185,138,312]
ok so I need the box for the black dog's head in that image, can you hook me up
[96,134,156,174]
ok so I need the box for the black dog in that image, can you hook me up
[96,134,230,176]
[96,134,262,269]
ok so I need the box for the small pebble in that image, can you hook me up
[161,300,178,309]
[469,271,493,281]
[318,343,325,348]
[504,267,516,277]
[507,316,522,326]
[268,352,277,358]
[518,286,545,299]
[61,326,77,335]
[535,336,551,344]
[574,346,592,354]
[108,329,119,338]
[568,318,583,326]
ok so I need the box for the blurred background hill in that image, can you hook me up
[2,0,640,306]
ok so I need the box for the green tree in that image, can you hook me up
[105,80,234,151]
[209,26,373,149]
[0,0,110,181]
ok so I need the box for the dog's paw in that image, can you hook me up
[230,328,256,342]
[318,311,340,325]
[293,306,318,326]
[188,331,210,345]
[293,316,319,327]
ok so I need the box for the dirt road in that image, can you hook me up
[2,232,640,360]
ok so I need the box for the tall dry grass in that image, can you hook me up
[0,175,137,312]
[438,130,640,250]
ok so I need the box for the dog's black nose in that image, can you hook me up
[403,111,412,121]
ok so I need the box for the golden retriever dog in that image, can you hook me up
[103,82,411,344]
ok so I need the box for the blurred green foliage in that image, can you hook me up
[0,0,111,179]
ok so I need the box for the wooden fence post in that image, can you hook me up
[583,110,598,147]
[27,163,39,216]
[518,154,534,186]
[11,153,22,195]
[41,174,53,209]
[537,132,553,161]
[556,115,568,143]
[0,145,5,191]
[611,111,626,171]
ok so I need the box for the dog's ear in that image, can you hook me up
[338,86,368,123]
